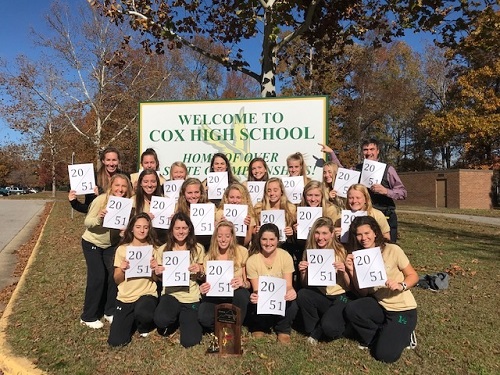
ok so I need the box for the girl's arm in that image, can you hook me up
[298,260,309,286]
[284,272,297,301]
[385,262,419,291]
[345,254,367,297]
[114,259,129,285]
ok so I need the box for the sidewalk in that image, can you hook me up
[398,210,500,227]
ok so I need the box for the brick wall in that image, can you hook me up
[397,169,493,209]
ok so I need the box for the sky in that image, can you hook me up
[0,0,435,146]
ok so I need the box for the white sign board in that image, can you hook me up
[296,207,322,240]
[340,210,367,243]
[352,247,387,289]
[306,249,337,286]
[162,250,190,287]
[140,97,328,181]
[150,196,176,229]
[206,260,234,297]
[260,209,286,242]
[125,245,153,279]
[333,168,361,198]
[257,276,287,316]
[247,181,265,206]
[103,197,133,229]
[360,159,386,188]
[68,163,96,195]
[190,203,215,235]
[223,204,248,237]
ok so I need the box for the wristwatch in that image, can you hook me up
[399,282,408,291]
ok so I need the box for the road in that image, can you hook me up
[0,199,47,293]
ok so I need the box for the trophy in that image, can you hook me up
[207,303,242,356]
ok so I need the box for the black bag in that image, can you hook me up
[417,272,449,291]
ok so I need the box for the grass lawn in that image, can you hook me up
[3,201,500,375]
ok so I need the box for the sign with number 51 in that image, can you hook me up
[352,247,387,289]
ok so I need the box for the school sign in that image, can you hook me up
[139,96,328,181]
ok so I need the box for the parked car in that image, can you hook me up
[6,187,27,195]
[0,187,9,196]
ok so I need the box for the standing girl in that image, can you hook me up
[246,157,270,182]
[169,161,188,180]
[246,224,298,343]
[344,216,418,362]
[322,161,346,210]
[204,153,239,207]
[108,213,161,346]
[80,173,132,328]
[198,221,250,331]
[296,217,350,344]
[69,147,124,214]
[130,148,165,192]
[153,212,205,348]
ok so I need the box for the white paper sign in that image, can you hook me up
[333,168,361,198]
[191,203,215,235]
[257,276,286,316]
[223,204,248,237]
[282,176,304,204]
[125,245,153,279]
[150,196,176,229]
[68,163,96,195]
[360,159,386,188]
[340,210,367,243]
[163,180,184,201]
[103,196,133,229]
[352,247,387,289]
[207,172,229,200]
[306,249,336,286]
[162,250,190,287]
[206,260,234,297]
[260,209,286,242]
[297,207,322,240]
[247,181,265,206]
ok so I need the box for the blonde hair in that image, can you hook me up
[100,173,132,210]
[217,182,257,222]
[176,178,208,215]
[206,221,245,271]
[170,161,188,180]
[322,162,346,210]
[287,152,309,184]
[305,217,346,261]
[300,180,332,216]
[259,177,296,226]
[346,184,374,215]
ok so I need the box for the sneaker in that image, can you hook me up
[307,336,318,345]
[139,332,149,338]
[80,319,103,329]
[358,344,369,350]
[277,333,291,344]
[104,315,114,324]
[251,331,265,338]
[406,330,417,349]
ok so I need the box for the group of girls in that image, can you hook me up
[72,146,418,363]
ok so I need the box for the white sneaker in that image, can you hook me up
[358,344,369,350]
[104,315,114,324]
[307,336,318,345]
[406,331,417,349]
[80,319,103,329]
[139,332,149,338]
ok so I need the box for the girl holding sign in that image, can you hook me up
[198,221,250,331]
[296,217,350,344]
[215,183,257,247]
[322,161,346,209]
[286,152,311,186]
[336,184,390,240]
[108,213,162,346]
[153,212,205,348]
[344,216,418,363]
[254,178,296,235]
[246,223,298,344]
[133,169,166,242]
[80,173,132,329]
[69,147,124,213]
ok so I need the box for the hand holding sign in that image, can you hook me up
[68,163,96,195]
[125,245,153,279]
[103,197,133,229]
[352,247,387,289]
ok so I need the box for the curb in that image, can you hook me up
[0,203,53,375]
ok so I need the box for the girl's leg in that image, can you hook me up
[154,294,181,333]
[274,300,299,334]
[134,295,158,334]
[102,246,118,316]
[372,309,417,363]
[179,302,203,348]
[198,298,217,332]
[320,294,349,340]
[232,288,250,325]
[297,288,332,339]
[107,300,135,347]
[344,296,385,346]
[81,239,106,322]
